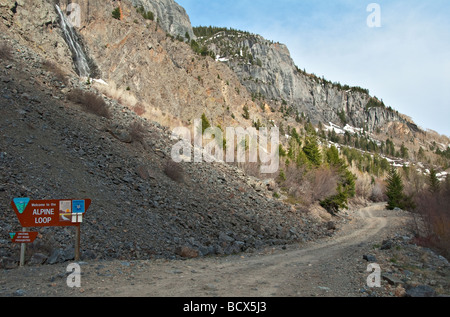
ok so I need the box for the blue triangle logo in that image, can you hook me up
[13,198,30,214]
[9,232,16,240]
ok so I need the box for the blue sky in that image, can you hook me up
[176,0,450,137]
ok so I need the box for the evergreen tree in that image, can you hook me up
[385,167,406,210]
[201,113,211,134]
[428,168,440,193]
[320,184,349,215]
[295,149,309,167]
[303,136,322,167]
[320,145,356,214]
[112,7,121,20]
[325,145,341,167]
[400,143,409,159]
[242,105,250,120]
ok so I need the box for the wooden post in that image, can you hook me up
[19,227,27,267]
[75,225,81,261]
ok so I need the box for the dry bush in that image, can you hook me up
[0,42,13,60]
[133,103,146,116]
[355,172,373,199]
[93,81,183,130]
[164,160,184,183]
[129,120,146,143]
[237,161,263,179]
[310,166,339,202]
[67,88,111,119]
[403,167,427,196]
[412,186,450,259]
[42,60,68,84]
[280,165,338,206]
[282,164,309,203]
[370,179,386,202]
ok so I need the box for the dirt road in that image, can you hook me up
[2,202,426,298]
[104,203,393,297]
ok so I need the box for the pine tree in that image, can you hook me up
[400,143,409,159]
[325,145,341,167]
[428,168,440,193]
[242,105,250,120]
[320,145,356,214]
[302,136,322,167]
[112,7,121,20]
[201,113,211,134]
[385,167,405,210]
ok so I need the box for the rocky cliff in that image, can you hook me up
[130,0,196,40]
[198,29,420,135]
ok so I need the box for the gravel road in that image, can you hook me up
[4,202,441,298]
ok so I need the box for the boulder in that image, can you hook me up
[380,239,393,250]
[405,285,436,297]
[363,254,377,262]
[0,256,17,269]
[382,273,403,286]
[29,253,48,265]
[175,246,199,259]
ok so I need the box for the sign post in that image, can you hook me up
[11,198,91,266]
[20,227,26,267]
[9,230,39,266]
[75,225,81,261]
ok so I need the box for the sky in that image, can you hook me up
[176,0,450,137]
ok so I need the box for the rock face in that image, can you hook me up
[130,0,196,40]
[201,30,418,134]
[0,0,71,70]
[55,0,195,40]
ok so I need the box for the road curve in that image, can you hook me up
[104,203,399,297]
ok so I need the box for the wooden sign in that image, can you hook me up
[9,231,38,243]
[11,198,91,228]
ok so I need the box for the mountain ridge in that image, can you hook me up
[193,26,424,137]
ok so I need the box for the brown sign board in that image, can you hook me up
[11,198,91,228]
[9,232,39,243]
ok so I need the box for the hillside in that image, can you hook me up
[0,0,449,268]
[0,0,338,266]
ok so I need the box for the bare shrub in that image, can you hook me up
[279,165,338,206]
[42,60,68,84]
[133,103,146,116]
[370,179,386,202]
[238,161,262,179]
[355,172,373,199]
[310,166,339,202]
[412,185,450,259]
[282,164,309,204]
[403,167,427,197]
[129,120,146,143]
[0,42,13,60]
[164,160,184,183]
[67,89,111,119]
